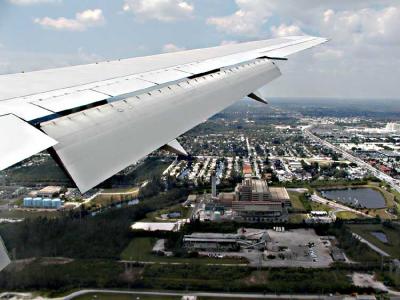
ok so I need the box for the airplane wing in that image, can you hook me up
[0,36,327,192]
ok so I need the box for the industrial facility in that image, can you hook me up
[216,176,290,222]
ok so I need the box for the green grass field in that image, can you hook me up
[90,188,140,207]
[141,204,190,222]
[288,192,305,211]
[349,224,400,258]
[120,237,247,265]
[335,211,362,220]
[289,191,332,213]
[309,201,332,211]
[0,208,61,219]
[288,213,307,223]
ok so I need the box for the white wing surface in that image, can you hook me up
[0,36,327,192]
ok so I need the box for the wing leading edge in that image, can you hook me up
[0,36,328,192]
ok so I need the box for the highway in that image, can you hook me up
[303,127,400,194]
[63,289,343,300]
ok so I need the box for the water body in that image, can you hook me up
[320,188,386,209]
[371,231,389,244]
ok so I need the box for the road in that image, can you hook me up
[303,127,400,194]
[63,289,343,300]
[246,137,261,179]
[352,233,390,257]
[120,259,247,267]
[287,188,309,193]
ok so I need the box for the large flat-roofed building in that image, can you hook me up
[217,176,290,222]
[183,231,269,252]
[183,233,241,252]
[268,187,291,207]
[236,176,271,201]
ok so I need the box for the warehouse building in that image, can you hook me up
[36,186,62,198]
[183,231,269,252]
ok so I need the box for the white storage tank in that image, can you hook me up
[43,198,52,208]
[23,197,33,207]
[52,198,62,209]
[33,197,43,208]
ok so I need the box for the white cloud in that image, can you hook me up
[35,17,85,31]
[271,24,303,37]
[123,0,194,22]
[34,9,105,31]
[206,0,400,98]
[8,0,60,5]
[76,9,105,26]
[162,43,185,53]
[321,6,400,46]
[207,0,272,36]
[313,48,343,61]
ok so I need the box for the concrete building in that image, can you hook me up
[236,175,271,201]
[232,201,286,222]
[216,177,290,222]
[217,192,235,207]
[235,176,290,206]
[331,247,346,262]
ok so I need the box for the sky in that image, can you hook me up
[0,0,399,99]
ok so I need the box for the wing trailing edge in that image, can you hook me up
[162,139,188,157]
[41,59,280,192]
[0,114,57,170]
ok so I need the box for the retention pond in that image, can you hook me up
[320,188,386,209]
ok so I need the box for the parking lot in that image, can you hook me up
[262,228,334,268]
